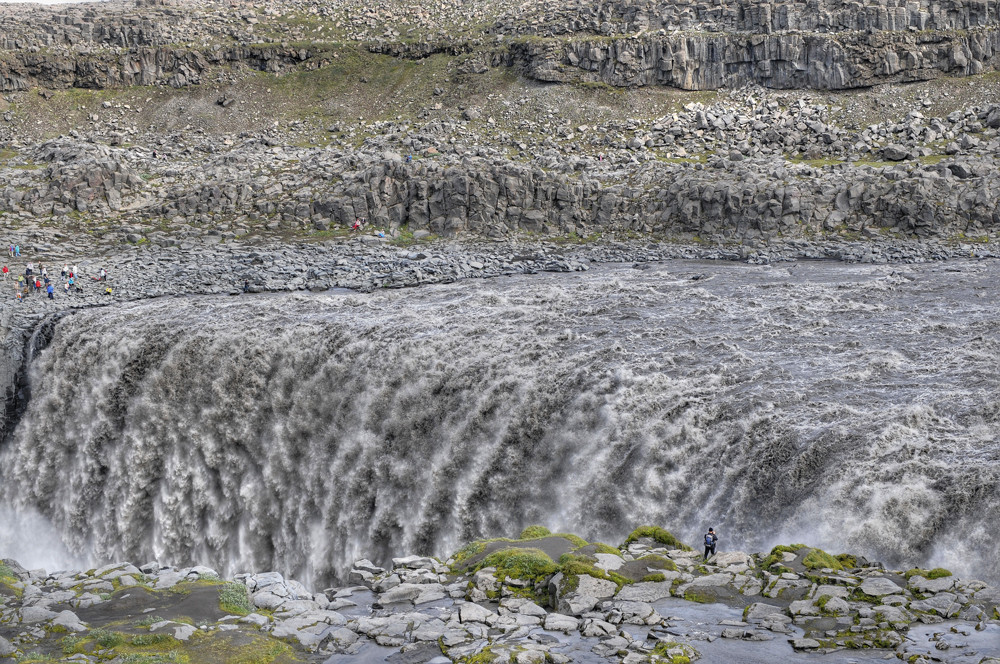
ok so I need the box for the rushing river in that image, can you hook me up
[0,259,997,586]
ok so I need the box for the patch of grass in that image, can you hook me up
[226,638,296,664]
[457,646,500,663]
[650,641,693,664]
[636,554,678,572]
[683,587,717,603]
[134,615,166,628]
[802,548,843,572]
[622,526,690,551]
[130,633,180,647]
[835,554,857,569]
[550,533,589,548]
[558,557,632,593]
[90,627,126,648]
[904,567,952,580]
[0,563,16,580]
[761,544,807,570]
[15,653,58,663]
[591,542,620,555]
[117,654,187,664]
[61,634,87,655]
[641,573,667,582]
[219,581,252,615]
[476,547,558,583]
[451,540,487,565]
[518,525,551,540]
[788,156,841,168]
[849,587,882,604]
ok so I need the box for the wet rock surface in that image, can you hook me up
[0,534,997,663]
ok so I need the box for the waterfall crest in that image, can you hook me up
[1,262,997,585]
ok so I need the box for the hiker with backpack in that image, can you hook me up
[704,528,718,560]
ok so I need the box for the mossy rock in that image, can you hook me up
[760,544,807,570]
[835,553,857,569]
[802,548,843,572]
[518,525,551,540]
[589,542,622,556]
[557,557,633,594]
[476,547,559,583]
[457,646,501,664]
[651,640,697,664]
[622,526,691,551]
[904,567,952,580]
[452,535,580,573]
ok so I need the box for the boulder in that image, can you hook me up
[543,612,579,632]
[614,580,674,602]
[882,144,910,161]
[859,577,903,597]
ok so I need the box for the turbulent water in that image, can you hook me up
[1,259,998,586]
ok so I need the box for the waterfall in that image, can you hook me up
[1,262,997,586]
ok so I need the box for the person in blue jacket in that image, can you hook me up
[704,528,718,560]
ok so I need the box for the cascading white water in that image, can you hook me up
[1,260,997,586]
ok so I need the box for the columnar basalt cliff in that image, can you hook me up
[1,0,999,243]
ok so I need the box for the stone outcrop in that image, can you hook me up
[2,533,996,663]
[1,0,1000,92]
[0,45,314,92]
[492,0,999,37]
[509,29,1000,90]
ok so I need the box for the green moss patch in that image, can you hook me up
[637,554,678,572]
[761,544,807,570]
[519,525,551,540]
[904,567,952,580]
[219,582,253,616]
[802,549,843,572]
[835,554,857,569]
[622,526,690,551]
[558,557,633,594]
[452,535,580,572]
[476,548,558,583]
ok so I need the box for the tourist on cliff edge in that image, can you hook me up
[704,528,718,560]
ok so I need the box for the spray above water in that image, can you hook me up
[0,261,997,585]
[0,506,89,571]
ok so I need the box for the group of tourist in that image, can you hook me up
[4,257,111,301]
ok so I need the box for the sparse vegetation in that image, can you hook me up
[518,525,552,539]
[476,547,558,583]
[904,567,952,580]
[802,548,843,572]
[622,526,690,551]
[219,581,253,615]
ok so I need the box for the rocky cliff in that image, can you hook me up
[1,0,1000,247]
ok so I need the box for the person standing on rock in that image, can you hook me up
[46,283,54,300]
[243,279,250,293]
[100,268,107,281]
[2,265,7,280]
[61,264,67,278]
[704,528,718,560]
[14,245,19,257]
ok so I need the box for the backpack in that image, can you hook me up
[705,533,714,547]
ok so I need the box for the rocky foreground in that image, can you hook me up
[0,526,997,663]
